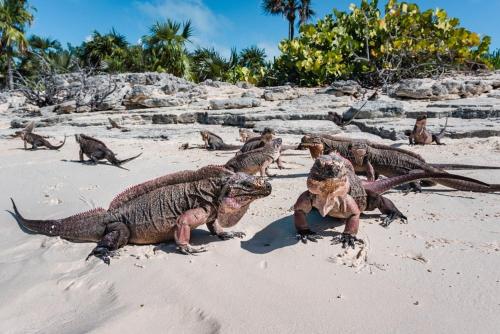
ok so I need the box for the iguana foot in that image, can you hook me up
[86,246,116,265]
[217,231,246,240]
[296,229,322,243]
[332,233,364,249]
[380,211,408,228]
[177,244,207,255]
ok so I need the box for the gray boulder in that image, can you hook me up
[342,100,405,119]
[209,98,261,110]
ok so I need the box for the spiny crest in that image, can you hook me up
[109,165,232,209]
[64,207,107,222]
[79,134,108,147]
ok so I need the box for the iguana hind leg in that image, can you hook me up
[87,221,130,265]
[366,190,407,227]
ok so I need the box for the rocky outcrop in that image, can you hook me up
[262,86,300,101]
[342,100,406,119]
[391,77,499,100]
[209,97,261,110]
[322,80,365,97]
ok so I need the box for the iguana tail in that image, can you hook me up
[435,117,448,140]
[117,152,142,165]
[219,143,241,151]
[363,172,499,194]
[45,136,66,150]
[10,198,112,242]
[430,163,500,170]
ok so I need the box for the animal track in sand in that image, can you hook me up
[259,260,268,269]
[328,234,387,273]
[425,238,499,254]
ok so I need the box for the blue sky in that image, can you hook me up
[28,0,500,59]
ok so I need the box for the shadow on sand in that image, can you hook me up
[241,211,346,254]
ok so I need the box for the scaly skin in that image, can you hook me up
[239,128,259,142]
[225,138,282,177]
[237,128,286,169]
[300,134,500,193]
[407,115,447,145]
[17,131,66,150]
[293,154,494,248]
[11,166,272,264]
[199,130,241,150]
[75,134,142,168]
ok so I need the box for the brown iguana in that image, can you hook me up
[300,134,500,192]
[200,130,241,150]
[225,138,282,177]
[405,115,447,145]
[10,166,272,264]
[15,121,66,150]
[239,128,259,142]
[107,118,130,132]
[75,134,142,168]
[293,153,494,248]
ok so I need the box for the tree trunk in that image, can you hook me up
[289,19,295,39]
[7,56,14,90]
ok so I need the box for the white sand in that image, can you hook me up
[0,129,499,334]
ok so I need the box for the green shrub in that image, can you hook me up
[484,49,500,69]
[276,0,491,86]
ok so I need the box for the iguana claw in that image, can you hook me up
[86,246,115,265]
[296,229,322,244]
[332,233,364,249]
[380,211,408,228]
[217,231,246,240]
[177,245,207,255]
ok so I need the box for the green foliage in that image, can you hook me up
[484,49,500,69]
[276,0,492,86]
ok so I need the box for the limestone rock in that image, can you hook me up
[209,98,261,110]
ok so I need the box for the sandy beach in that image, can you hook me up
[0,125,499,334]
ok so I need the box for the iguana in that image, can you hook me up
[225,138,282,177]
[293,153,495,248]
[239,128,259,142]
[300,134,500,192]
[107,118,130,132]
[238,127,276,154]
[10,166,272,264]
[200,130,241,150]
[75,134,142,168]
[328,91,379,127]
[405,115,448,145]
[14,122,66,150]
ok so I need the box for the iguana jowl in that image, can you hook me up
[11,166,272,263]
[293,154,494,248]
[75,134,142,168]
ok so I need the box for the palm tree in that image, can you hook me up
[191,47,228,82]
[262,0,314,39]
[239,46,267,69]
[0,0,34,89]
[142,19,193,78]
[28,35,62,56]
[81,28,128,68]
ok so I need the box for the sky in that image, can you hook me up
[28,0,500,59]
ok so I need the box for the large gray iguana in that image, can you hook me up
[11,165,272,264]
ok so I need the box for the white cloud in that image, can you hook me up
[85,35,93,42]
[136,0,230,47]
[257,42,281,60]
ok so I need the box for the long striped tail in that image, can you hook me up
[363,172,499,194]
[10,198,113,242]
[430,163,500,170]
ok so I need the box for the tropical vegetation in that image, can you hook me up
[0,0,497,90]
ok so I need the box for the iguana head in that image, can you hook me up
[307,154,349,196]
[261,127,275,142]
[75,134,82,143]
[348,142,368,166]
[415,115,427,135]
[200,130,209,141]
[217,172,272,227]
[299,135,324,159]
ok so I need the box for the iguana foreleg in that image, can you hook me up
[293,191,322,243]
[207,220,246,240]
[175,207,210,254]
[87,221,130,265]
